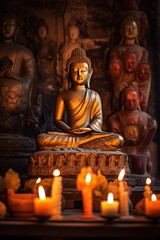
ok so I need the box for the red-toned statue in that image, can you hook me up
[108,16,151,112]
[107,86,157,174]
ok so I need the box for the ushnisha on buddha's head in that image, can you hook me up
[65,48,93,88]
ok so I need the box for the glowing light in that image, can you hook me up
[36,177,41,184]
[38,186,46,200]
[118,169,125,181]
[53,169,60,177]
[151,194,157,202]
[146,177,151,185]
[108,193,114,204]
[85,173,91,183]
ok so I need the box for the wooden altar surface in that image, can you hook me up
[1,210,160,240]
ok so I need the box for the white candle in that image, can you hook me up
[119,191,129,216]
[101,193,119,217]
[118,169,129,216]
[51,169,62,217]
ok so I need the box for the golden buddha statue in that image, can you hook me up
[37,48,123,151]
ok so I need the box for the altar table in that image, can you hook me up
[0,210,160,240]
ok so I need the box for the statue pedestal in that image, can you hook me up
[0,134,37,177]
[28,148,130,177]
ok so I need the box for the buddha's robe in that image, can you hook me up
[0,42,35,92]
[37,89,123,150]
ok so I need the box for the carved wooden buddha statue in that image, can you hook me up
[37,48,123,151]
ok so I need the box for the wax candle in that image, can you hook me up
[76,167,97,219]
[118,169,129,216]
[144,178,152,200]
[34,186,52,217]
[33,177,41,194]
[101,193,119,217]
[51,169,62,217]
[145,194,160,218]
[81,173,93,218]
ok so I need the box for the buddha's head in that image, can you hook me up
[120,17,139,44]
[0,15,18,42]
[123,52,137,72]
[121,86,140,111]
[137,62,150,81]
[66,48,93,88]
[38,19,48,39]
[108,59,123,83]
[67,25,79,41]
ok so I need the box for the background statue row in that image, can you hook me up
[108,16,151,113]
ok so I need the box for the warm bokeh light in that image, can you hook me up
[151,194,157,202]
[85,173,91,183]
[118,169,125,181]
[36,177,41,184]
[108,193,114,204]
[146,177,151,185]
[53,169,60,177]
[38,185,46,200]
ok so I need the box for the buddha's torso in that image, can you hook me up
[59,88,100,129]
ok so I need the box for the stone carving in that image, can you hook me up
[115,0,149,47]
[107,86,157,174]
[37,48,123,151]
[57,25,81,90]
[0,15,35,133]
[35,19,57,89]
[108,16,150,112]
[28,149,129,176]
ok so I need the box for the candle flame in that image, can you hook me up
[85,173,91,183]
[108,193,114,204]
[36,177,41,184]
[118,169,125,181]
[146,177,151,185]
[53,169,60,177]
[151,194,157,201]
[38,185,46,200]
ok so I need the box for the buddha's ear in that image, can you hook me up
[65,71,71,88]
[87,68,93,88]
[90,68,93,77]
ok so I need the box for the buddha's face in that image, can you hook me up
[138,63,150,81]
[124,91,138,110]
[109,62,122,81]
[123,20,138,40]
[124,53,137,72]
[1,18,16,40]
[70,62,89,86]
[38,25,47,38]
[68,27,79,41]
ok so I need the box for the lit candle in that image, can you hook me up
[118,169,129,216]
[144,178,152,200]
[145,194,160,218]
[51,169,62,217]
[33,177,41,194]
[76,167,97,219]
[36,177,41,184]
[101,193,119,217]
[34,186,52,217]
